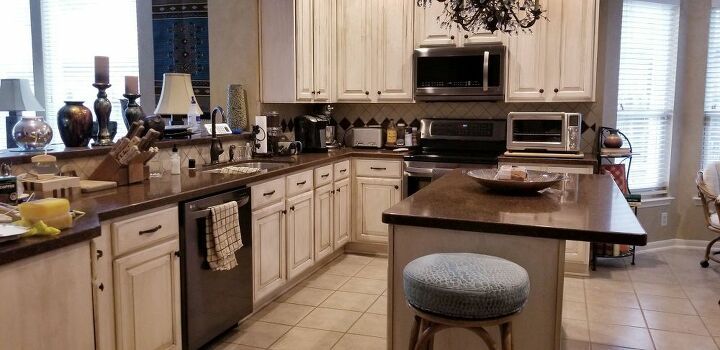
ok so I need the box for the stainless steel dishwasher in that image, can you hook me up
[181,187,252,350]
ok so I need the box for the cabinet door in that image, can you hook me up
[333,178,351,249]
[114,239,181,350]
[313,0,334,101]
[460,29,504,46]
[296,0,315,101]
[375,0,414,101]
[252,201,286,301]
[337,0,372,101]
[286,191,314,279]
[315,184,334,261]
[546,0,597,102]
[355,177,401,243]
[505,2,548,102]
[414,3,458,47]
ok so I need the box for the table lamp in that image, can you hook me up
[0,79,45,148]
[154,73,199,126]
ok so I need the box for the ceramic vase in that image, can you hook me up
[12,116,53,151]
[603,129,624,148]
[57,101,93,147]
[226,84,248,132]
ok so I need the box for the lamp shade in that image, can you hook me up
[0,79,44,112]
[153,73,200,115]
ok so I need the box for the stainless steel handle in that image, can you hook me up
[404,167,434,176]
[482,51,489,92]
[263,190,276,197]
[139,225,162,235]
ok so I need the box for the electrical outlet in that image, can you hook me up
[661,212,668,226]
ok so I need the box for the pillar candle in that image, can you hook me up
[125,76,139,95]
[94,56,110,84]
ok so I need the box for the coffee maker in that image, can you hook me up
[294,115,328,153]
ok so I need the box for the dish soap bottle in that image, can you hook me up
[386,119,397,146]
[170,144,181,175]
[187,96,202,134]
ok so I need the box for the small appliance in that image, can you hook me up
[352,127,385,148]
[294,115,328,153]
[414,45,505,101]
[506,112,582,154]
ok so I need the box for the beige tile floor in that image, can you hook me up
[208,247,720,350]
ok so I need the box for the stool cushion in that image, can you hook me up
[403,253,530,319]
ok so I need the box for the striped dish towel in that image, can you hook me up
[205,201,244,271]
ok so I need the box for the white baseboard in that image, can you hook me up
[637,239,710,253]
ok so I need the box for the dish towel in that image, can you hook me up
[205,201,244,271]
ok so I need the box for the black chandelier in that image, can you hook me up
[416,0,545,35]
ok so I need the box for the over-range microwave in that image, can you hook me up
[413,45,505,101]
[506,112,582,153]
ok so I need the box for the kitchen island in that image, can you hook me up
[382,170,646,350]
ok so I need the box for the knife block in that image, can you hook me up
[89,155,149,186]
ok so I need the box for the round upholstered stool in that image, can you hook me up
[403,253,530,350]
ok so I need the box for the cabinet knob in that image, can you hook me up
[174,251,180,257]
[281,209,287,215]
[331,190,335,194]
[450,35,455,40]
[290,206,295,211]
[554,88,559,93]
[311,90,316,94]
[96,249,103,259]
[365,91,369,95]
[377,91,382,95]
[99,283,104,291]
[336,188,341,193]
[464,34,469,39]
[394,185,399,190]
[539,89,545,93]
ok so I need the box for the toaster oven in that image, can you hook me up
[506,112,582,153]
[352,127,385,148]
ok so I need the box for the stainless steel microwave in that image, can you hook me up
[506,112,582,153]
[413,46,505,101]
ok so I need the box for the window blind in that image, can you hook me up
[702,8,720,169]
[0,0,35,149]
[40,0,139,141]
[616,0,679,191]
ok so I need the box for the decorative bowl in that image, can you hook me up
[467,169,565,194]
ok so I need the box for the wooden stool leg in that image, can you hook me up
[409,315,421,350]
[415,319,437,350]
[500,322,513,350]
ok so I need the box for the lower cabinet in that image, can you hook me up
[355,176,402,243]
[315,183,334,260]
[252,201,287,301]
[286,191,315,279]
[333,177,351,248]
[113,239,181,350]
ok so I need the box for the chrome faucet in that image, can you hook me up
[210,106,225,164]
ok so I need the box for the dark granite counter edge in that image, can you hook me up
[0,225,101,266]
[381,213,648,246]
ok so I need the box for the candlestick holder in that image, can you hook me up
[92,82,114,146]
[122,93,145,128]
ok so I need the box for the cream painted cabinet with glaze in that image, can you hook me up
[506,0,598,102]
[333,177,351,249]
[113,239,181,350]
[315,183,334,260]
[286,191,315,279]
[415,4,503,47]
[295,0,334,102]
[252,201,287,301]
[355,177,402,243]
[337,0,372,101]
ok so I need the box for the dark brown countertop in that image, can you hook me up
[0,147,406,265]
[498,153,598,167]
[382,169,647,245]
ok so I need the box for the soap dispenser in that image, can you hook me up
[170,144,181,175]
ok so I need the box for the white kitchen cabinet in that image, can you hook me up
[337,0,414,102]
[355,177,402,243]
[415,3,503,47]
[334,177,351,249]
[252,201,287,301]
[114,239,181,350]
[295,0,315,101]
[315,183,334,260]
[286,191,315,279]
[506,0,597,102]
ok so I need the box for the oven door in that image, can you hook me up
[507,113,568,152]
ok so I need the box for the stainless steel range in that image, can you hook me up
[403,118,506,197]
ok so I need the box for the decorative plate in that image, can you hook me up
[0,224,27,244]
[467,169,565,194]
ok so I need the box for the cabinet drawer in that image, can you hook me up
[334,160,350,180]
[314,165,334,188]
[251,177,285,209]
[111,206,179,256]
[286,170,314,197]
[354,159,402,178]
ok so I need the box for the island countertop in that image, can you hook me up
[382,169,647,245]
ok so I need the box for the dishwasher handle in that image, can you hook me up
[187,195,250,220]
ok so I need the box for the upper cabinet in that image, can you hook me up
[415,3,503,47]
[506,0,598,102]
[337,0,414,102]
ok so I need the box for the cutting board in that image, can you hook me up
[79,180,118,193]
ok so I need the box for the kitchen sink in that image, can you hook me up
[202,160,294,173]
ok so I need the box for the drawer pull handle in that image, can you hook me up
[339,169,347,173]
[370,167,386,170]
[139,225,162,235]
[296,180,307,186]
[321,173,330,178]
[263,190,276,197]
